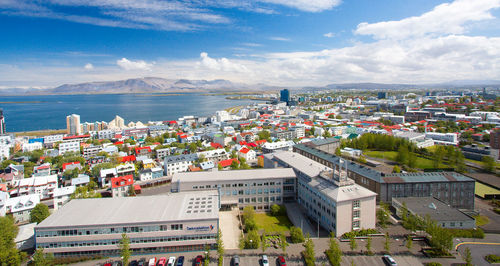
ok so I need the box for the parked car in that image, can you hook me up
[194,255,203,266]
[103,263,112,266]
[176,256,184,266]
[157,257,167,266]
[137,258,147,266]
[277,256,287,266]
[112,261,122,266]
[129,260,138,266]
[383,255,397,266]
[232,255,240,266]
[148,257,156,266]
[261,255,269,266]
[167,257,176,266]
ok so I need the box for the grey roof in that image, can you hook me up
[309,137,340,147]
[294,144,473,184]
[164,153,198,164]
[265,151,330,178]
[36,191,219,229]
[393,197,474,222]
[172,168,296,183]
[308,176,377,202]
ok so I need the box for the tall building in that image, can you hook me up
[0,108,5,134]
[377,92,387,99]
[108,115,125,129]
[66,114,81,136]
[490,130,500,149]
[280,89,290,103]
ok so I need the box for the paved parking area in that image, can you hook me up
[221,255,422,266]
[219,208,241,250]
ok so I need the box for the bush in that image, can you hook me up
[290,226,305,243]
[270,204,282,216]
[493,208,500,215]
[448,228,484,239]
[341,228,379,239]
[485,254,500,263]
[424,263,442,266]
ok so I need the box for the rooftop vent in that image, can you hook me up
[428,202,437,210]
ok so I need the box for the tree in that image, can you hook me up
[32,248,54,266]
[349,234,357,252]
[407,152,417,169]
[279,233,289,255]
[216,229,224,258]
[261,232,268,252]
[290,226,305,243]
[242,206,257,232]
[0,216,21,265]
[406,235,413,250]
[30,203,50,224]
[366,236,373,255]
[432,146,445,168]
[119,233,131,266]
[396,145,409,164]
[463,247,472,266]
[482,156,495,172]
[230,159,240,170]
[326,233,342,266]
[392,165,401,173]
[271,204,281,216]
[358,155,367,164]
[303,233,315,266]
[204,244,210,266]
[244,230,260,249]
[384,232,391,254]
[377,203,390,228]
[454,150,466,173]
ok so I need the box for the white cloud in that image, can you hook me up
[198,52,248,72]
[116,58,153,71]
[355,0,500,40]
[84,63,94,70]
[269,37,291,41]
[323,32,334,38]
[259,0,341,12]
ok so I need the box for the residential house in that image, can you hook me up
[53,186,76,210]
[164,154,198,176]
[138,167,163,181]
[62,162,82,172]
[135,147,152,158]
[116,163,135,177]
[111,175,134,197]
[238,147,256,161]
[11,175,57,200]
[5,194,41,223]
[59,142,80,155]
[71,174,90,187]
[197,149,229,164]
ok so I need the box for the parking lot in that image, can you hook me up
[221,255,422,266]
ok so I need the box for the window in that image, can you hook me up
[353,200,360,208]
[352,220,360,229]
[353,210,360,219]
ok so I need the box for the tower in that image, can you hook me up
[0,108,5,134]
[66,114,81,136]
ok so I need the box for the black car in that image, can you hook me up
[176,256,184,266]
[137,258,147,266]
[129,260,138,266]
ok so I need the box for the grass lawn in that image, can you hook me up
[364,150,447,169]
[473,215,490,227]
[475,181,500,198]
[254,213,293,233]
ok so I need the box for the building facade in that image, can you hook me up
[35,191,219,257]
[66,114,81,136]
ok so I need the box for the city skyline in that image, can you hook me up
[0,0,500,88]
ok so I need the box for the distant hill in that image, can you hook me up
[0,77,498,95]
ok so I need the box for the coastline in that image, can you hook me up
[13,129,67,137]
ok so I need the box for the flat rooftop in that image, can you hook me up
[37,191,219,229]
[172,168,296,183]
[393,197,474,222]
[309,177,377,202]
[265,151,331,178]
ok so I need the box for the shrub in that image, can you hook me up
[485,254,500,263]
[341,228,379,239]
[424,263,442,266]
[493,208,500,215]
[290,226,305,243]
[270,204,282,216]
[447,228,484,239]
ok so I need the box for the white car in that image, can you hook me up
[383,255,397,266]
[261,255,269,266]
[167,257,176,266]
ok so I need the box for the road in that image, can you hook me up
[457,243,500,266]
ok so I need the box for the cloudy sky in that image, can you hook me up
[0,0,499,88]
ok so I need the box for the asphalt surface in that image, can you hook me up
[457,243,500,266]
[474,197,500,233]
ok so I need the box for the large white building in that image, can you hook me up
[59,142,80,155]
[35,191,219,257]
[66,114,81,136]
[172,168,296,211]
[264,151,377,237]
[11,175,58,200]
[164,154,198,176]
[425,132,458,145]
[22,142,43,152]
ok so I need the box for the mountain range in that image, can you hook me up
[0,77,498,95]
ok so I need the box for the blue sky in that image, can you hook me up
[0,0,499,87]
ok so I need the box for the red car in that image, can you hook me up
[157,257,167,266]
[194,255,203,266]
[277,256,287,266]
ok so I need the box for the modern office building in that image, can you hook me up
[280,89,290,103]
[66,114,81,136]
[35,191,220,257]
[264,151,377,237]
[171,168,296,211]
[293,144,475,210]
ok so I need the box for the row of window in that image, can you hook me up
[192,181,283,190]
[237,196,281,204]
[38,234,217,249]
[220,188,282,196]
[37,223,186,238]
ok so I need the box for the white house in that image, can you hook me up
[5,194,41,223]
[59,142,80,155]
[22,142,43,152]
[53,186,76,210]
[164,154,198,176]
[12,175,57,200]
[238,147,256,161]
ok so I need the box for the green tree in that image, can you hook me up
[454,150,466,173]
[30,203,50,224]
[366,236,373,255]
[406,235,413,250]
[271,204,281,216]
[396,145,409,164]
[32,248,54,266]
[482,156,495,172]
[279,233,289,256]
[244,230,260,249]
[377,203,390,228]
[261,232,268,252]
[326,233,342,266]
[463,247,472,266]
[119,233,131,266]
[303,233,315,266]
[290,226,305,243]
[230,159,240,170]
[0,216,21,266]
[392,165,401,173]
[407,152,417,168]
[204,244,210,266]
[358,155,367,164]
[432,146,445,168]
[349,234,357,252]
[216,229,224,258]
[384,232,391,254]
[242,206,257,232]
